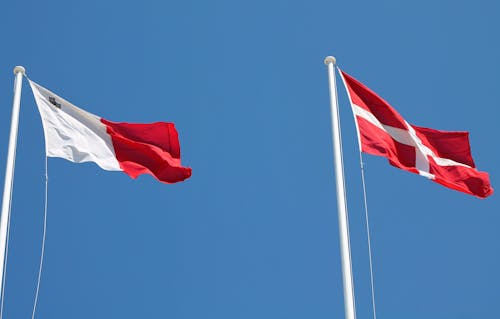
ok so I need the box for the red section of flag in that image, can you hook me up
[428,157,492,199]
[101,119,192,183]
[341,71,407,129]
[340,69,492,198]
[413,126,475,167]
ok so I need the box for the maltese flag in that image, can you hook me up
[338,69,492,198]
[29,80,192,184]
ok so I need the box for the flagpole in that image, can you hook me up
[0,66,25,299]
[324,56,356,319]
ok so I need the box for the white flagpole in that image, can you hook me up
[324,56,356,319]
[0,66,25,300]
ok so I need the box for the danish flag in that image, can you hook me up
[339,69,492,198]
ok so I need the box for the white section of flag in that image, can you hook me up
[29,80,121,171]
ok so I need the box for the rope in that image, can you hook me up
[31,156,48,319]
[359,153,377,319]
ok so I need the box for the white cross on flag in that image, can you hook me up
[339,69,492,198]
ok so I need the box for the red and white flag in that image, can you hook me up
[29,80,192,183]
[338,69,492,198]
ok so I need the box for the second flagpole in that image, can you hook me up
[324,56,356,319]
[0,66,25,313]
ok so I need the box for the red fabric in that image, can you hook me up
[342,71,407,129]
[413,126,475,167]
[428,157,492,198]
[101,119,192,183]
[341,69,493,198]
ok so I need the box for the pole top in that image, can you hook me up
[13,66,25,75]
[324,56,336,65]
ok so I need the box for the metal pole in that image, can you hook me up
[0,66,25,302]
[324,56,356,319]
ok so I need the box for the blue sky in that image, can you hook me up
[0,0,498,318]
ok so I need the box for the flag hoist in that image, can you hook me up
[324,56,357,319]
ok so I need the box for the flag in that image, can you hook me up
[29,80,192,184]
[338,69,492,198]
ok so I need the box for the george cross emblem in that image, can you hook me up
[48,96,61,109]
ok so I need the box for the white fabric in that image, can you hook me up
[29,80,121,171]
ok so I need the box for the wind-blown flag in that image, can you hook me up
[29,80,192,183]
[338,69,492,198]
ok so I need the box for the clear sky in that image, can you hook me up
[0,0,498,318]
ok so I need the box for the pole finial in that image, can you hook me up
[13,66,25,75]
[324,56,336,65]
